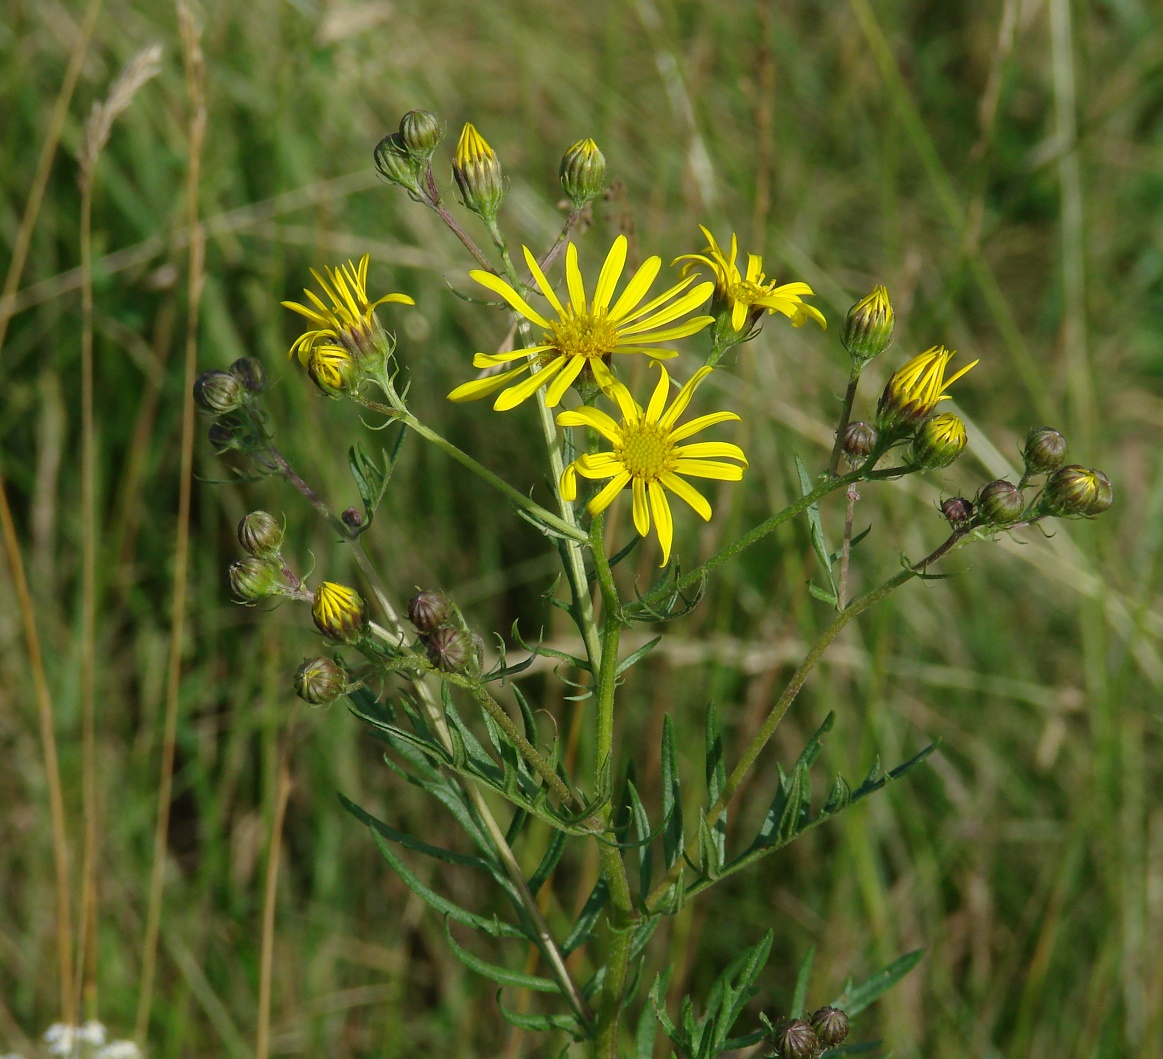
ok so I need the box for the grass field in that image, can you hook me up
[2,0,1161,1056]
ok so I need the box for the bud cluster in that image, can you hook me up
[937,426,1112,535]
[374,109,445,199]
[407,589,481,674]
[195,358,271,458]
[227,510,298,610]
[769,1005,850,1058]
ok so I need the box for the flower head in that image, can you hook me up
[560,138,607,207]
[876,345,977,435]
[674,226,825,334]
[312,581,367,643]
[909,411,967,469]
[1040,465,1113,517]
[282,254,414,366]
[449,235,714,411]
[453,122,505,218]
[842,284,894,363]
[557,363,747,565]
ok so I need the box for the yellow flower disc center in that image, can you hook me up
[547,309,619,360]
[618,425,671,480]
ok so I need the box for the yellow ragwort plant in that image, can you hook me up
[193,108,1113,1059]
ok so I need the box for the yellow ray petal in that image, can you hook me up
[648,481,674,566]
[660,472,711,520]
[672,459,745,481]
[471,269,552,329]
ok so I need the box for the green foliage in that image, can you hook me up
[0,2,1153,1057]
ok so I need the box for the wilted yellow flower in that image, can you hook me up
[312,581,367,644]
[674,226,825,333]
[449,235,713,411]
[282,254,414,364]
[876,345,977,434]
[557,363,747,565]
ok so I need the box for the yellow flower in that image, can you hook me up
[282,254,414,365]
[557,363,747,566]
[876,345,978,434]
[449,235,714,411]
[674,226,825,333]
[306,345,357,397]
[312,581,367,644]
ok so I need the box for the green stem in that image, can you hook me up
[827,367,862,476]
[353,398,588,544]
[589,514,637,1059]
[267,442,591,1024]
[644,530,971,912]
[626,466,866,619]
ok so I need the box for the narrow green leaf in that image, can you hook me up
[823,774,852,815]
[561,875,610,956]
[661,715,684,870]
[528,828,567,898]
[808,581,839,605]
[628,780,654,899]
[829,949,924,1017]
[356,824,525,939]
[794,711,835,772]
[615,635,663,677]
[635,1004,658,1059]
[828,524,872,564]
[704,701,726,865]
[497,992,584,1038]
[852,742,939,803]
[444,919,559,992]
[791,944,815,1017]
[796,452,837,596]
[340,793,495,873]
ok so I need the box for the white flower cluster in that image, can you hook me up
[41,1024,142,1059]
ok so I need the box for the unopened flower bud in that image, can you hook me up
[342,507,364,530]
[1041,465,1113,518]
[237,511,283,559]
[229,556,284,603]
[208,418,243,453]
[374,132,424,195]
[294,656,347,706]
[909,412,967,470]
[312,581,367,643]
[772,1018,818,1059]
[876,346,977,437]
[842,284,894,364]
[1023,427,1067,476]
[425,625,470,672]
[809,1006,849,1048]
[453,122,505,219]
[229,356,266,393]
[560,138,607,208]
[408,590,450,633]
[194,369,245,414]
[842,421,877,461]
[941,496,974,530]
[977,479,1026,525]
[399,109,444,160]
[307,345,357,396]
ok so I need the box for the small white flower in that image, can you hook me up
[96,1042,143,1059]
[44,1022,108,1054]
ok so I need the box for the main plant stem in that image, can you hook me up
[590,515,637,1058]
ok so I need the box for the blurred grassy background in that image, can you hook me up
[2,0,1162,1055]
